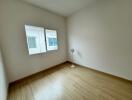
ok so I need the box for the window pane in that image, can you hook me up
[27,37,37,48]
[48,38,57,46]
[45,29,58,51]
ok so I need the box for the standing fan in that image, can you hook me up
[70,49,75,68]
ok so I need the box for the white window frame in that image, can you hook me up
[25,25,46,55]
[25,25,58,55]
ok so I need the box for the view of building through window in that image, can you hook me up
[46,29,58,51]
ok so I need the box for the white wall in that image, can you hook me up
[67,0,132,80]
[0,49,8,100]
[1,0,67,82]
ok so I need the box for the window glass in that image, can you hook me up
[27,37,37,48]
[45,29,58,51]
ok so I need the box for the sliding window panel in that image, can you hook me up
[25,25,46,55]
[45,29,58,51]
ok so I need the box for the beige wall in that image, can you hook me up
[0,49,8,100]
[67,0,132,80]
[1,0,67,82]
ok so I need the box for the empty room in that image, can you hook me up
[0,0,132,100]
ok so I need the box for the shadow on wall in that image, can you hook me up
[0,49,8,100]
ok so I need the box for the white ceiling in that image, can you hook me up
[22,0,95,17]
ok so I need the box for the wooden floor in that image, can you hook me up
[8,62,132,100]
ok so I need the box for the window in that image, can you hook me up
[45,29,58,51]
[25,25,46,55]
[25,25,58,55]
